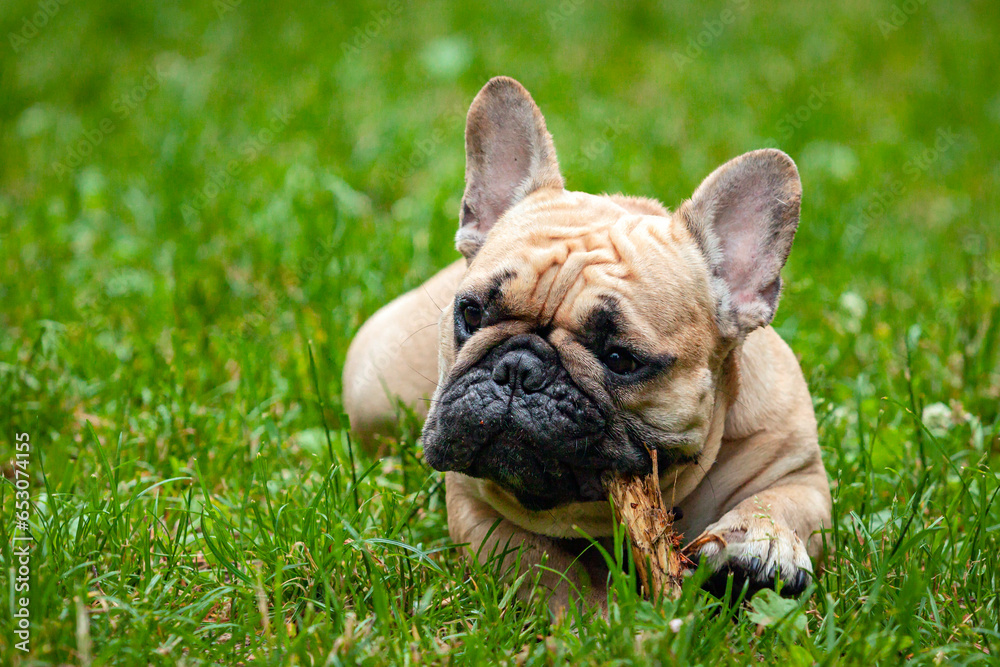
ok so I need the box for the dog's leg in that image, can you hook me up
[446,473,608,613]
[684,460,830,598]
[342,260,465,448]
[678,327,831,598]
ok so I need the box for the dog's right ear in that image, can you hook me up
[456,76,564,260]
[679,149,802,340]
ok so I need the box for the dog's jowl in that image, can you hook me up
[343,76,831,610]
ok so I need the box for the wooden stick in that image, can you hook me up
[602,448,688,600]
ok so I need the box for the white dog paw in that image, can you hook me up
[683,508,814,598]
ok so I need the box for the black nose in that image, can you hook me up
[492,349,550,393]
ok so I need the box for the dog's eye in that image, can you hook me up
[462,302,483,332]
[602,347,639,375]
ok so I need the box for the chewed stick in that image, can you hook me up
[601,448,689,600]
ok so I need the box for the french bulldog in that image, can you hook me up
[343,76,831,609]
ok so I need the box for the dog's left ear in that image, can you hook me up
[456,76,564,259]
[679,148,802,340]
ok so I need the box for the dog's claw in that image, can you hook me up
[686,517,813,601]
[786,568,811,596]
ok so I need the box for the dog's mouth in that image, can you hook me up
[458,434,696,511]
[462,436,611,510]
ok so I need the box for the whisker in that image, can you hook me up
[422,284,446,313]
[405,362,440,389]
[696,459,717,502]
[398,321,440,349]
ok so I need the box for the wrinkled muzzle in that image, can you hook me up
[421,334,649,510]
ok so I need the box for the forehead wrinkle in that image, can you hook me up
[607,216,643,267]
[530,241,584,325]
[561,219,693,348]
[554,219,645,323]
[526,242,569,312]
[486,194,637,325]
[543,231,625,325]
[544,247,621,323]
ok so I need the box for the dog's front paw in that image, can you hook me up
[684,510,813,599]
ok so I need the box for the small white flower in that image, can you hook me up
[839,291,867,319]
[669,618,683,633]
[922,402,952,437]
[839,292,867,333]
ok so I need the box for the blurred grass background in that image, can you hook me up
[1,0,998,664]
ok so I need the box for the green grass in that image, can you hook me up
[2,0,999,664]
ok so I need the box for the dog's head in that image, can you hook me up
[421,77,801,511]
